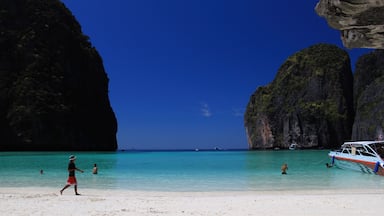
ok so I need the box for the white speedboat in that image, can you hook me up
[329,141,384,175]
[288,143,297,150]
[289,143,298,150]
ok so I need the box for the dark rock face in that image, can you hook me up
[0,0,117,150]
[244,44,354,149]
[352,50,384,140]
[315,0,384,49]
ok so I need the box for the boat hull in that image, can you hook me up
[330,155,384,176]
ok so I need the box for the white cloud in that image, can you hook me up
[200,103,212,117]
[232,108,244,117]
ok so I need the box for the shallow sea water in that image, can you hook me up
[1,150,384,192]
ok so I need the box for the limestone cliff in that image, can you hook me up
[0,0,118,150]
[352,50,384,140]
[315,0,384,49]
[244,44,354,149]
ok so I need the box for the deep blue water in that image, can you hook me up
[1,150,384,191]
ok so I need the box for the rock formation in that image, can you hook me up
[352,50,384,140]
[0,0,118,150]
[315,0,384,49]
[244,44,354,149]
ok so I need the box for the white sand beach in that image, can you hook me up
[1,187,384,216]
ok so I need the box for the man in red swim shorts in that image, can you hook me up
[60,155,84,195]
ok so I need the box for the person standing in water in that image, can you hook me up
[60,155,84,195]
[92,163,98,174]
[281,163,288,174]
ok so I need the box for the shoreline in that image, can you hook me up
[2,187,384,215]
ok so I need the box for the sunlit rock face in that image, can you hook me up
[315,0,384,49]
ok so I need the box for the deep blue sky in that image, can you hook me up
[61,0,372,150]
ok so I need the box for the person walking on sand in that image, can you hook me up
[281,163,288,174]
[60,155,84,195]
[92,163,98,174]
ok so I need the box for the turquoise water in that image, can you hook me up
[1,150,384,191]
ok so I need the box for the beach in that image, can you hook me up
[2,187,384,216]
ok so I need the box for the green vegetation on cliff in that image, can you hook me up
[352,50,384,140]
[245,44,354,149]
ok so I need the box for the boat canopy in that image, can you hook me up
[340,141,384,159]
